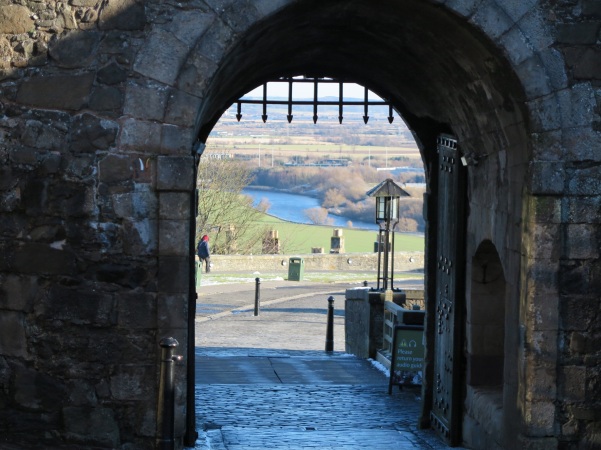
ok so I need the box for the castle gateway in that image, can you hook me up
[1,0,600,448]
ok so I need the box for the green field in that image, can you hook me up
[257,213,424,254]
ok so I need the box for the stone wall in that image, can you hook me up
[0,0,599,448]
[344,288,385,360]
[209,251,424,274]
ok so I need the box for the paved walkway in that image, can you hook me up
[192,277,460,449]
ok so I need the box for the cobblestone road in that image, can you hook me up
[192,280,459,450]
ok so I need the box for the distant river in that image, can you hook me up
[242,188,378,230]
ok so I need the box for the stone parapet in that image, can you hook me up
[209,251,424,274]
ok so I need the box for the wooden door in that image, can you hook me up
[430,135,466,446]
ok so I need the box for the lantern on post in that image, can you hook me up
[366,178,410,291]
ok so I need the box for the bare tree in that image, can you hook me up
[196,158,269,254]
[304,207,334,226]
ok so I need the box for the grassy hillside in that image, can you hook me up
[256,213,424,254]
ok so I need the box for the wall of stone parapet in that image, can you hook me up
[208,252,424,274]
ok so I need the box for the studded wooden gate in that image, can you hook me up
[430,135,466,446]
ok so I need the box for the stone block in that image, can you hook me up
[516,56,552,99]
[193,19,232,63]
[539,48,568,91]
[559,365,586,402]
[48,30,101,69]
[0,274,36,312]
[112,185,158,220]
[89,85,123,112]
[97,61,127,85]
[71,113,119,152]
[159,192,190,220]
[122,218,158,256]
[528,196,561,223]
[13,243,77,276]
[499,26,533,67]
[556,22,600,45]
[160,124,194,155]
[164,89,202,127]
[63,406,120,447]
[563,126,601,162]
[558,84,596,129]
[517,8,554,51]
[470,1,513,40]
[526,94,561,132]
[158,219,189,255]
[13,366,67,411]
[176,52,218,96]
[0,5,34,34]
[98,154,140,183]
[98,0,146,31]
[123,81,168,121]
[119,118,162,153]
[134,29,189,86]
[559,296,598,332]
[528,223,560,260]
[221,1,260,33]
[17,73,94,111]
[567,165,601,195]
[109,364,154,401]
[117,292,157,329]
[499,0,538,22]
[529,162,564,195]
[164,10,214,47]
[20,119,66,150]
[566,224,599,259]
[158,256,189,294]
[40,284,117,326]
[157,293,188,329]
[0,311,28,358]
[156,155,194,191]
[582,0,601,16]
[524,400,556,435]
[569,48,601,80]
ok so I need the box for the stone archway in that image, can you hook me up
[4,0,599,448]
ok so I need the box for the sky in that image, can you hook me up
[243,79,384,101]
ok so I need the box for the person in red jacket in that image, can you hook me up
[197,235,211,273]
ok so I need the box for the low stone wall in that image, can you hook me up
[209,251,424,273]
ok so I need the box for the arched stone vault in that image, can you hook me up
[2,0,600,448]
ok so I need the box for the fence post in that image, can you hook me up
[156,337,183,450]
[254,277,261,316]
[325,296,334,352]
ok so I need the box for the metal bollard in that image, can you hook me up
[325,296,334,352]
[363,280,368,287]
[254,277,261,316]
[156,337,183,450]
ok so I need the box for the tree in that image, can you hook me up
[196,158,268,254]
[304,207,334,225]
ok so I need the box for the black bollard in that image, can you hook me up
[254,277,261,316]
[156,337,183,450]
[325,296,334,352]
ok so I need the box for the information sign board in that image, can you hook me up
[388,325,425,393]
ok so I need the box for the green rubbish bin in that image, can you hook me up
[288,256,304,281]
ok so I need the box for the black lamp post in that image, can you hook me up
[366,178,409,291]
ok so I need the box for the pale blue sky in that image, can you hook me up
[244,80,383,100]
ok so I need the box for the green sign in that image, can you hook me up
[389,325,424,392]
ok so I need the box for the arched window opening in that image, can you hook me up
[467,240,506,387]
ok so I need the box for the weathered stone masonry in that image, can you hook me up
[0,0,600,448]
